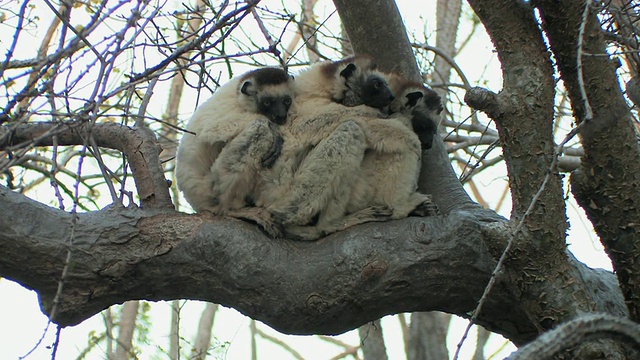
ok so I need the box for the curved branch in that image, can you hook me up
[0,122,173,210]
[0,186,628,346]
[414,43,471,90]
[508,314,640,359]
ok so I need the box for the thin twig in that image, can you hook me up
[254,323,305,360]
[413,43,472,89]
[18,321,51,360]
[136,76,160,128]
[577,1,594,121]
[0,0,30,79]
[89,136,120,203]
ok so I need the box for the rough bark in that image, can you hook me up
[506,314,640,360]
[537,0,640,322]
[465,0,605,335]
[0,185,626,346]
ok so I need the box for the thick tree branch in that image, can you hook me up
[466,0,563,238]
[537,0,640,322]
[0,185,628,346]
[0,122,173,210]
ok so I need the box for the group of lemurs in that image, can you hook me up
[175,55,443,241]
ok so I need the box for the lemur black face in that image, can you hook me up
[363,75,394,110]
[257,95,292,125]
[410,107,438,150]
[240,67,294,125]
[422,88,444,114]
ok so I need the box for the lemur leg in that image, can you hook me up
[284,205,394,241]
[224,206,284,238]
[353,117,435,218]
[268,120,367,227]
[370,151,433,218]
[209,118,282,213]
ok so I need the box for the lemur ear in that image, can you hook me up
[240,81,256,96]
[406,91,424,107]
[340,63,357,79]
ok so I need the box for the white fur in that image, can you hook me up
[175,69,294,217]
[259,58,432,240]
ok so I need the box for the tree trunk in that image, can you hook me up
[358,320,388,360]
[169,300,181,360]
[192,303,219,359]
[407,312,450,360]
[536,0,640,322]
[114,301,140,360]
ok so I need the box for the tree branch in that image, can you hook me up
[0,185,628,346]
[537,0,640,322]
[464,0,595,335]
[507,314,640,359]
[1,122,173,210]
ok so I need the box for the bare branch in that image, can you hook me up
[414,43,471,90]
[254,323,305,360]
[1,122,172,209]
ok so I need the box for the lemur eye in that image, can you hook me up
[283,97,292,106]
[262,99,272,107]
[373,79,381,89]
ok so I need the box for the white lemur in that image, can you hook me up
[277,70,443,240]
[386,74,444,150]
[253,57,397,234]
[256,57,441,240]
[175,67,295,234]
[346,73,444,217]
